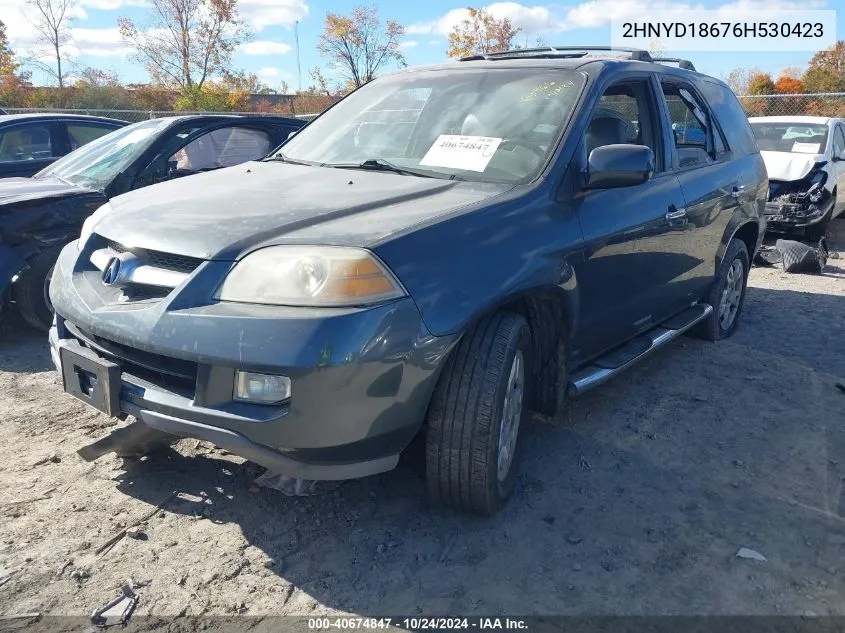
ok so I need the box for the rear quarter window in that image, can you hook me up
[697,80,757,156]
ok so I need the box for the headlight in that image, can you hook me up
[78,202,112,251]
[214,246,406,307]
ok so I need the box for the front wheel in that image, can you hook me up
[694,238,750,341]
[425,312,531,515]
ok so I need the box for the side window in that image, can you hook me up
[0,123,56,163]
[833,125,845,159]
[67,123,117,151]
[585,80,660,170]
[170,126,272,172]
[661,82,715,168]
[697,80,757,156]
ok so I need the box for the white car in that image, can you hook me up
[749,115,845,240]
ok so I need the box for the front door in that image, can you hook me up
[571,78,690,364]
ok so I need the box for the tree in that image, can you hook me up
[446,7,520,58]
[773,72,804,95]
[26,0,75,89]
[746,71,774,95]
[118,0,249,90]
[0,20,31,106]
[316,6,405,89]
[802,40,845,93]
[0,20,18,77]
[724,67,762,95]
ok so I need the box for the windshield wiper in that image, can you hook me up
[325,158,438,179]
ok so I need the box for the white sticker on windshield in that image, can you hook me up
[791,142,821,154]
[420,135,502,172]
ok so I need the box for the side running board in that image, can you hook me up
[568,303,713,397]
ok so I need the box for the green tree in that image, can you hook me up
[746,71,775,95]
[802,41,845,93]
[0,20,31,106]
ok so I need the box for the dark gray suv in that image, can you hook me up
[49,47,766,515]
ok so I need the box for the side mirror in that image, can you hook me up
[584,144,654,190]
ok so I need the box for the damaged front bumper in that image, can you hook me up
[764,179,833,232]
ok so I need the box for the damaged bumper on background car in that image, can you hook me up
[764,169,834,232]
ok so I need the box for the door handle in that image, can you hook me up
[665,207,687,222]
[731,183,746,199]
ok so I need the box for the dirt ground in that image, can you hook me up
[1,221,844,620]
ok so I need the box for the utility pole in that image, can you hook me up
[295,20,301,93]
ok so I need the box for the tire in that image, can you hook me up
[14,245,64,332]
[425,311,531,516]
[693,239,749,341]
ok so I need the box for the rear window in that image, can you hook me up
[697,80,758,156]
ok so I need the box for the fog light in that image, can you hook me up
[234,371,291,404]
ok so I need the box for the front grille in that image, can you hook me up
[65,321,197,396]
[106,239,203,275]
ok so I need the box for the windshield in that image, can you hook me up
[37,118,172,188]
[279,69,584,183]
[750,122,829,154]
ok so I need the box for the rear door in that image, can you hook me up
[63,120,123,152]
[0,120,61,177]
[571,76,690,363]
[656,78,740,301]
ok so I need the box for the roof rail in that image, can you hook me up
[460,46,654,62]
[651,56,696,71]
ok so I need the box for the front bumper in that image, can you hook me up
[49,242,456,480]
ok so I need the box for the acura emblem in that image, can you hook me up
[100,252,139,287]
[102,257,122,286]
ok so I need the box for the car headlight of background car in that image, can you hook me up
[78,202,112,251]
[214,246,406,307]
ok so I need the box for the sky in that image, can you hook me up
[1,0,841,93]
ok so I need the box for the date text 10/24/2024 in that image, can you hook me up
[308,617,529,631]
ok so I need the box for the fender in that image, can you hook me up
[717,215,762,268]
[0,242,27,297]
[376,184,585,343]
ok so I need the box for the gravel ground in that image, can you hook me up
[0,221,844,620]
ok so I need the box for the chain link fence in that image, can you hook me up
[3,108,320,123]
[737,93,845,118]
[4,92,845,125]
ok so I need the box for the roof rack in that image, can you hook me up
[651,56,696,71]
[459,47,697,71]
[459,46,654,62]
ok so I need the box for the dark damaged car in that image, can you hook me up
[49,48,766,515]
[0,114,304,330]
[749,116,845,240]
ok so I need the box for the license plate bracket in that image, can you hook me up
[60,345,121,417]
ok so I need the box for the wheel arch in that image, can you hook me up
[437,283,578,418]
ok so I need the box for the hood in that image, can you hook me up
[94,161,512,260]
[760,151,825,182]
[0,176,91,205]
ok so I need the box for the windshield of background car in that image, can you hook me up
[279,69,585,183]
[750,122,829,154]
[36,117,172,189]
